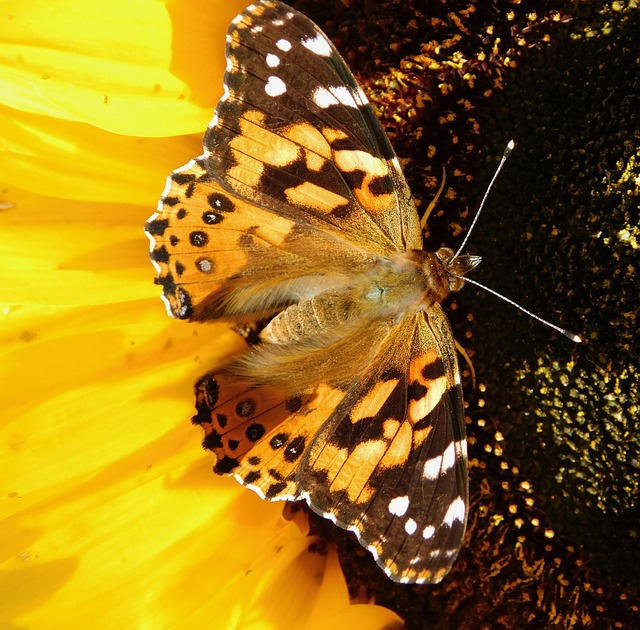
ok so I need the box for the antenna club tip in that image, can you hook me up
[566,332,584,343]
[507,139,516,149]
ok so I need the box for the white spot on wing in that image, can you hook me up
[423,453,442,481]
[442,442,457,470]
[332,86,358,108]
[353,86,369,107]
[276,38,292,52]
[429,548,459,559]
[301,33,332,57]
[422,525,435,540]
[312,86,359,109]
[388,495,410,516]
[265,53,280,67]
[265,76,286,97]
[423,440,462,480]
[405,518,417,535]
[312,87,338,108]
[443,497,466,527]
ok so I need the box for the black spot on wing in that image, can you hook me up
[244,471,261,484]
[422,357,445,380]
[202,430,222,450]
[145,218,169,236]
[214,456,239,474]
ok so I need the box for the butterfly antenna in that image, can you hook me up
[448,139,582,343]
[450,140,516,265]
[453,273,583,343]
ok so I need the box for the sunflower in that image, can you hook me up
[0,1,401,627]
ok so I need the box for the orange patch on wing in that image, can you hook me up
[284,181,349,213]
[408,349,448,429]
[305,151,326,172]
[283,122,332,159]
[322,127,349,143]
[334,149,394,212]
[228,109,303,187]
[329,439,387,503]
[379,420,413,469]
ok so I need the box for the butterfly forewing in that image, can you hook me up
[146,0,470,584]
[206,0,422,253]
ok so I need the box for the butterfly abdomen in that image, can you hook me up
[261,291,363,345]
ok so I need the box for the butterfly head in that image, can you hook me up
[435,247,482,293]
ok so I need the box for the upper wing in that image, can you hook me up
[146,0,425,321]
[207,0,422,252]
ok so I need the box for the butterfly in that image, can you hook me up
[145,0,482,584]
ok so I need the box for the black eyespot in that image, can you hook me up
[284,436,305,462]
[245,423,265,442]
[202,211,223,225]
[195,257,215,274]
[270,433,288,449]
[208,193,235,212]
[189,231,209,247]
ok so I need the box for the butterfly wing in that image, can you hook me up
[145,0,423,321]
[209,0,422,252]
[192,307,467,584]
[192,373,347,502]
[146,158,375,321]
[299,307,468,584]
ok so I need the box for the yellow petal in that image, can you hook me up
[0,0,248,136]
[0,111,202,203]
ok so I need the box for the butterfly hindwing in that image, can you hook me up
[192,373,346,501]
[299,309,467,583]
[146,158,297,320]
[147,158,381,321]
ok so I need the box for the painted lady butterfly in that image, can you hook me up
[146,0,482,584]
